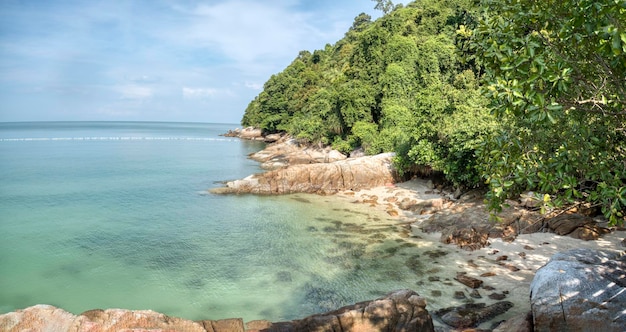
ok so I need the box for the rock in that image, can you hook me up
[453,291,467,299]
[198,318,245,332]
[387,209,399,217]
[250,138,346,170]
[441,226,490,251]
[398,198,419,210]
[488,292,506,300]
[419,202,613,250]
[0,305,209,332]
[547,213,594,235]
[267,289,434,332]
[239,127,263,140]
[0,305,78,332]
[530,248,626,332]
[263,133,282,143]
[82,308,213,331]
[523,213,611,240]
[467,260,479,268]
[211,153,398,195]
[498,262,521,272]
[349,147,366,158]
[0,290,434,332]
[222,128,241,137]
[222,127,265,141]
[492,312,533,332]
[399,198,449,214]
[245,320,272,331]
[433,301,514,329]
[455,273,483,288]
[469,289,482,299]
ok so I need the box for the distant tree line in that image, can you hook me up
[240,0,625,225]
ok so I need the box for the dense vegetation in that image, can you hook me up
[241,0,625,225]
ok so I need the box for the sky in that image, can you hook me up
[0,0,403,124]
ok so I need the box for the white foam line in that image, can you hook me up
[0,137,238,142]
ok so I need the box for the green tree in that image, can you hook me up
[242,0,496,188]
[372,0,394,14]
[474,0,626,225]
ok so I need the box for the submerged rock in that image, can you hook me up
[530,248,626,332]
[433,301,514,328]
[454,272,483,288]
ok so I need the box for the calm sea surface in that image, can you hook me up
[0,122,436,321]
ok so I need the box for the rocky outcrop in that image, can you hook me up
[530,248,626,332]
[249,138,346,170]
[267,289,433,332]
[222,127,266,141]
[211,153,398,195]
[418,198,612,250]
[521,213,611,240]
[0,290,433,332]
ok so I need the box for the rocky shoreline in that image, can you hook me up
[2,128,625,331]
[211,128,626,331]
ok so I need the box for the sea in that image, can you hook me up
[0,121,442,322]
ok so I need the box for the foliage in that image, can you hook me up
[474,0,626,225]
[242,0,497,187]
[240,0,626,225]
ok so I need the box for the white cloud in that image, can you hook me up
[244,81,263,90]
[115,85,153,100]
[167,1,323,64]
[182,87,233,99]
[0,0,396,123]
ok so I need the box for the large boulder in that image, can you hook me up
[530,248,626,332]
[0,305,79,332]
[211,153,397,195]
[0,305,211,332]
[267,289,434,332]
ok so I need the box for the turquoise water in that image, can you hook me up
[0,122,438,322]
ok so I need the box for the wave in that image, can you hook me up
[0,137,238,142]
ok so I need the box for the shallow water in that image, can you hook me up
[0,121,470,322]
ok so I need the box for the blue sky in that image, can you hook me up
[0,0,402,124]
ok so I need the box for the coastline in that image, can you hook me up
[215,130,626,329]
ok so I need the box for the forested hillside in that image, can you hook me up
[240,0,626,225]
